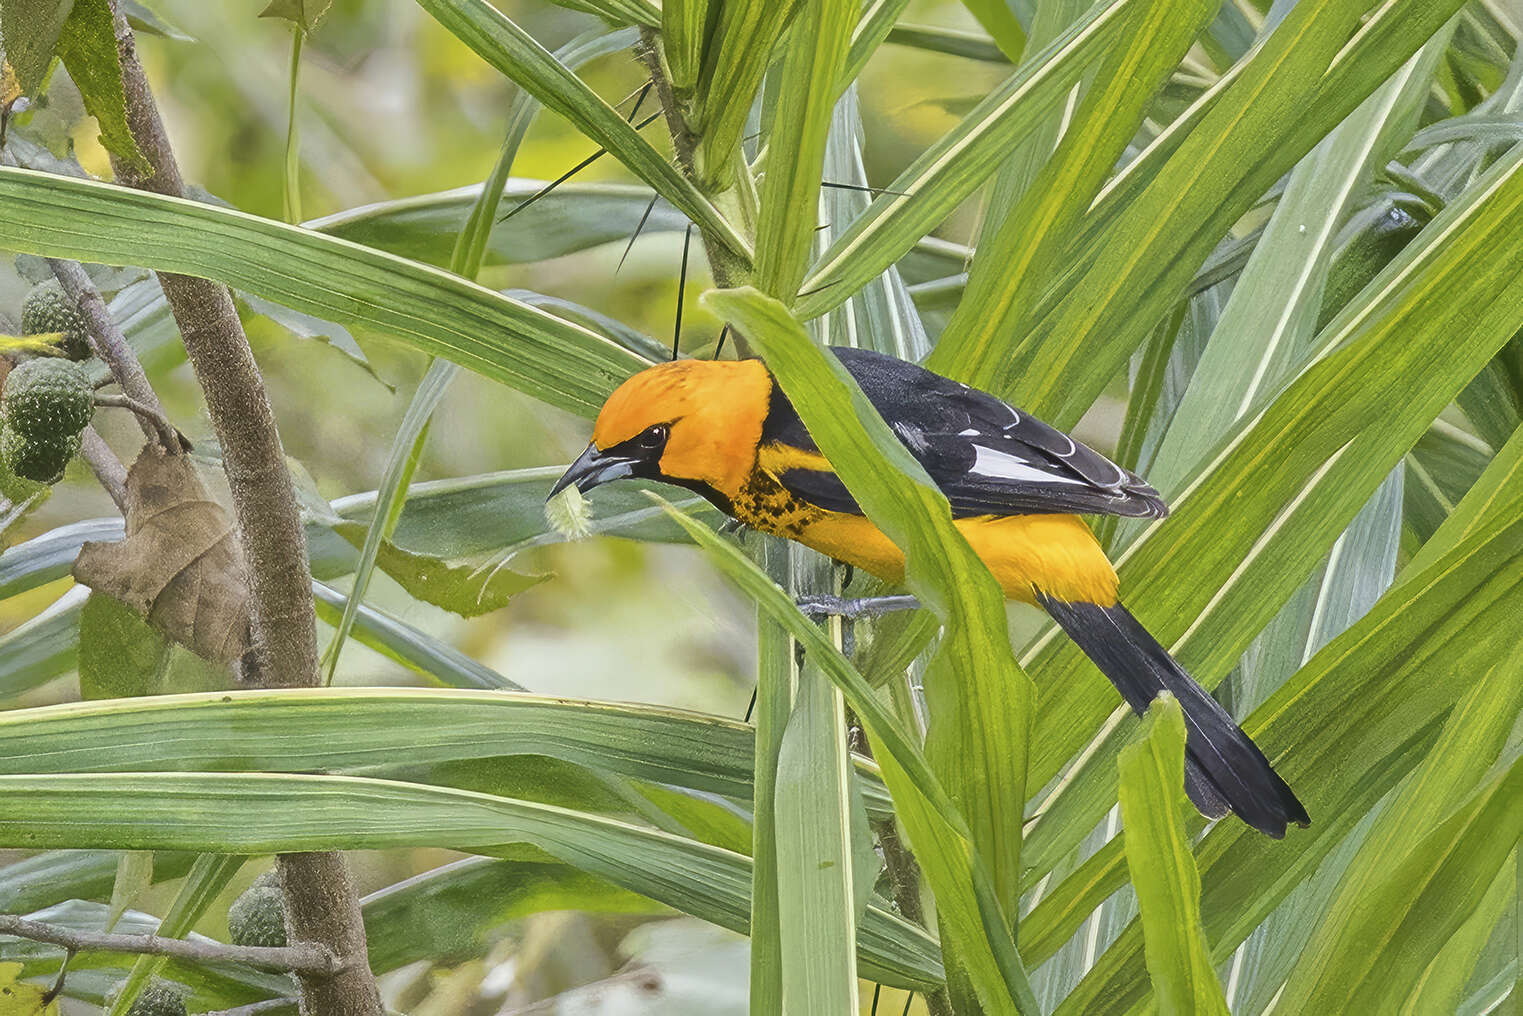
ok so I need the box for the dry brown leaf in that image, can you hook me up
[74,446,250,663]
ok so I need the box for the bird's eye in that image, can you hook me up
[638,424,669,450]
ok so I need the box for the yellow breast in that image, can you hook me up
[739,493,1117,606]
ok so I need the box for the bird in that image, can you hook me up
[550,345,1309,838]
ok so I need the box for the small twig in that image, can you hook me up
[46,259,174,449]
[79,426,129,511]
[795,594,922,618]
[40,948,74,1004]
[94,392,187,451]
[0,914,342,975]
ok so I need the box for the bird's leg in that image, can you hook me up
[795,594,922,618]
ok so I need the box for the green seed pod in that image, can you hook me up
[109,977,189,1016]
[228,874,288,949]
[0,425,81,485]
[0,358,94,442]
[21,279,92,361]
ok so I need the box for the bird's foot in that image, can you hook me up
[795,594,922,618]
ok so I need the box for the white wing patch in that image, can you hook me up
[970,445,1085,486]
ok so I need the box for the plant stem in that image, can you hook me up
[635,26,751,294]
[283,28,303,224]
[92,393,183,452]
[79,426,128,509]
[103,5,380,1013]
[0,914,341,975]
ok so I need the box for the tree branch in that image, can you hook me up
[93,393,186,452]
[79,425,128,510]
[0,914,341,975]
[103,5,381,1014]
[45,258,171,449]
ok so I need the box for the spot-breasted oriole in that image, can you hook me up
[551,346,1309,838]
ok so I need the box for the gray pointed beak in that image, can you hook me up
[549,443,637,498]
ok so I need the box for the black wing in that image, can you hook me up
[761,347,1167,520]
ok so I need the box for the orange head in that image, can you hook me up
[551,358,773,503]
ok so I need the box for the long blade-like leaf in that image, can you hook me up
[753,0,854,299]
[1276,664,1523,1013]
[1117,695,1229,1016]
[0,771,941,988]
[0,168,648,417]
[1020,142,1523,879]
[795,0,1144,318]
[927,0,1214,381]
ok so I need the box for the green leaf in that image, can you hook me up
[703,287,1031,925]
[544,0,658,28]
[413,0,749,260]
[796,0,1145,320]
[311,580,521,691]
[694,0,798,189]
[749,539,792,1014]
[258,0,331,34]
[121,0,191,41]
[1047,449,1523,1013]
[954,0,1025,61]
[105,854,245,1016]
[331,516,547,616]
[753,0,854,300]
[996,0,1469,429]
[775,640,859,1014]
[1277,663,1523,1013]
[1324,756,1523,1012]
[660,0,706,93]
[1117,695,1229,1016]
[1140,42,1443,494]
[0,0,72,95]
[77,591,227,700]
[815,86,931,361]
[360,856,665,973]
[321,358,454,682]
[0,588,80,704]
[1019,141,1523,880]
[0,771,942,989]
[1402,859,1517,1016]
[841,0,914,88]
[0,167,650,417]
[927,0,1214,382]
[884,23,1009,64]
[0,850,195,914]
[105,850,152,930]
[0,687,901,820]
[307,180,687,269]
[54,0,148,170]
[657,497,1033,1014]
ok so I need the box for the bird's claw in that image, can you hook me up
[794,594,922,618]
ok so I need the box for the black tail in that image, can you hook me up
[1038,595,1309,838]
